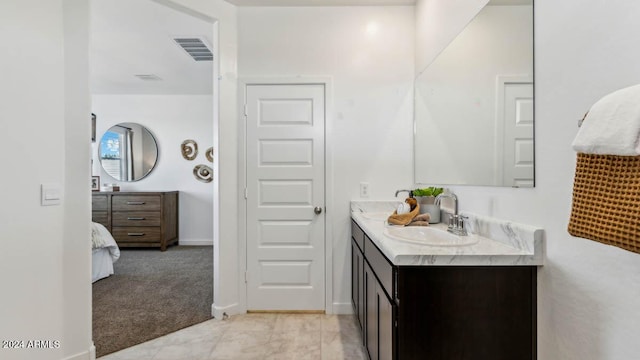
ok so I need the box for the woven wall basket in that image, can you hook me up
[568,153,640,254]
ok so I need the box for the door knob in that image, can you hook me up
[314,206,323,215]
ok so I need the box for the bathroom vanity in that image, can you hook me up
[351,201,543,360]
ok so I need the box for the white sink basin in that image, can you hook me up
[360,212,392,221]
[383,226,479,247]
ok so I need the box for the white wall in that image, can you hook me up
[417,0,640,358]
[0,1,91,359]
[155,0,238,317]
[238,6,415,312]
[92,95,214,245]
[415,0,487,73]
[62,1,93,358]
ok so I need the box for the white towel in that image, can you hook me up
[572,84,640,155]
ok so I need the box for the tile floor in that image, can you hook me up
[98,313,367,360]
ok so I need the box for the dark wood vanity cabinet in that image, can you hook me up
[353,220,397,360]
[365,261,395,360]
[352,239,365,332]
[92,191,179,251]
[351,220,537,360]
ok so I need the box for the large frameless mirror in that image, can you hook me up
[414,0,534,187]
[99,122,158,182]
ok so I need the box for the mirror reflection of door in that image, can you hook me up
[497,77,534,187]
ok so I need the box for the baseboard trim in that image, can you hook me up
[212,302,352,317]
[248,309,325,314]
[63,344,95,360]
[332,302,355,315]
[212,302,242,319]
[179,239,213,246]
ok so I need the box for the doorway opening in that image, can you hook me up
[89,0,217,357]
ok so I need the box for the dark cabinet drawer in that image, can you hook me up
[352,220,364,250]
[365,235,394,299]
[112,211,161,227]
[112,195,161,211]
[112,227,161,243]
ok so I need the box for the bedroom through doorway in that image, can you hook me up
[89,0,216,357]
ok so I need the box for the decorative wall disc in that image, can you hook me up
[193,164,213,183]
[206,147,214,163]
[181,140,198,160]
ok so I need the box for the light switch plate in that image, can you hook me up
[41,183,62,206]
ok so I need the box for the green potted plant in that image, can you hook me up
[413,187,444,222]
[413,187,444,204]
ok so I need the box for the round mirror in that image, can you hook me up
[98,122,158,182]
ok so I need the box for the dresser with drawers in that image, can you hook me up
[92,191,178,251]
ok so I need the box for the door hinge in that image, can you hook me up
[244,271,248,283]
[244,188,248,199]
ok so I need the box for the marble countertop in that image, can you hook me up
[351,200,544,266]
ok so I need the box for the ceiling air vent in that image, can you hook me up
[173,37,213,62]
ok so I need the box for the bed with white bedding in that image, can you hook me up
[92,222,120,283]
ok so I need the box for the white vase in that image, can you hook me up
[423,204,441,224]
[415,196,435,213]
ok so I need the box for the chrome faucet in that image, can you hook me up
[435,192,467,235]
[435,192,457,215]
[395,189,414,198]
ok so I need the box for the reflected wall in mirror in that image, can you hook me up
[99,122,159,182]
[414,0,534,187]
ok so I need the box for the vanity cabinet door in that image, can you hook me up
[357,248,365,336]
[365,260,396,360]
[352,239,365,332]
[378,285,395,360]
[365,261,378,360]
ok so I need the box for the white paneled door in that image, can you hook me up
[245,84,325,311]
[501,80,534,187]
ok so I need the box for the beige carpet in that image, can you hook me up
[92,246,213,357]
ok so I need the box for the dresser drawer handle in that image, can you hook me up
[127,201,146,205]
[127,233,145,236]
[127,217,146,220]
